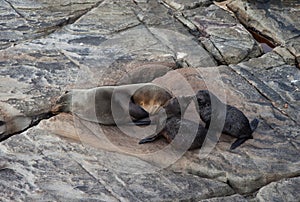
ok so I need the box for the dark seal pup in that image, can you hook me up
[139,116,208,150]
[195,90,259,150]
[139,96,208,150]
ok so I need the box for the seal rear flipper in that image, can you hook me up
[139,133,160,144]
[250,118,259,132]
[230,137,250,150]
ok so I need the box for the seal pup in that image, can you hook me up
[138,96,208,150]
[195,90,259,150]
[52,83,173,126]
[138,95,193,144]
[139,116,208,150]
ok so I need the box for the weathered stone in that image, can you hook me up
[254,177,300,202]
[183,5,263,64]
[0,44,79,141]
[149,27,217,67]
[161,0,212,10]
[286,38,300,68]
[199,194,247,202]
[230,51,300,123]
[227,0,300,43]
[134,0,217,67]
[273,46,297,66]
[0,126,235,201]
[227,0,300,68]
[0,0,300,201]
[0,0,101,49]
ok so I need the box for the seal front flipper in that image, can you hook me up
[230,137,250,150]
[139,133,161,144]
[129,99,149,120]
[132,117,152,126]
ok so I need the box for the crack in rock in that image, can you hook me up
[229,64,298,124]
[38,1,104,37]
[0,111,56,142]
[3,0,26,19]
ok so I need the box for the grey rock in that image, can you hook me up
[183,5,263,64]
[0,127,235,201]
[200,194,247,202]
[161,0,212,10]
[0,0,101,49]
[273,46,297,66]
[0,0,300,201]
[227,0,300,45]
[255,177,300,202]
[134,0,217,67]
[227,0,300,68]
[286,38,300,68]
[0,44,79,141]
[230,51,300,123]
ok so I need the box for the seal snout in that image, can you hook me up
[196,90,210,105]
[51,91,72,114]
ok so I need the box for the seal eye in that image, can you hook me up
[205,103,210,107]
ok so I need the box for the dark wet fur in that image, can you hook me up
[195,90,259,150]
[139,116,207,150]
[129,97,151,125]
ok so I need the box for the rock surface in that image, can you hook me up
[254,177,300,202]
[182,4,263,64]
[227,0,300,66]
[0,0,299,201]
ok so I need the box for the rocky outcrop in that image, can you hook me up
[0,0,299,201]
[182,4,263,64]
[254,177,300,202]
[227,0,300,67]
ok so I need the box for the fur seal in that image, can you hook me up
[52,83,172,126]
[138,96,207,150]
[139,116,208,150]
[130,84,173,116]
[195,90,259,150]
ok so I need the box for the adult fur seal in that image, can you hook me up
[52,83,172,125]
[131,85,173,115]
[195,90,259,150]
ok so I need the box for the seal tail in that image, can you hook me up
[250,118,259,132]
